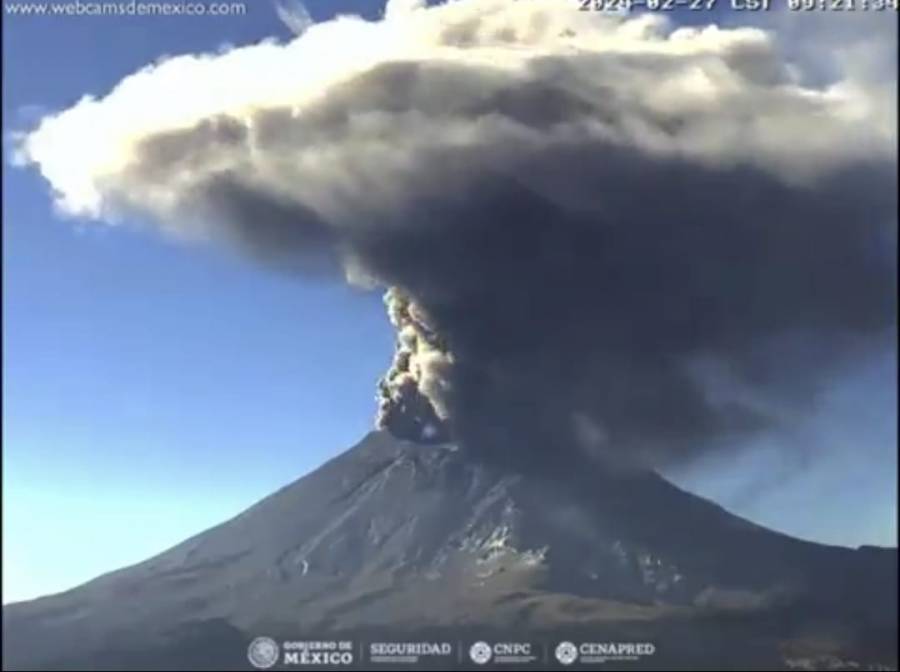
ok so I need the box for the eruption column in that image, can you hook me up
[375,288,454,443]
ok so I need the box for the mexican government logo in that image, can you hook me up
[555,641,578,666]
[469,641,493,665]
[248,636,280,669]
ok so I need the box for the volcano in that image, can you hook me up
[3,431,897,671]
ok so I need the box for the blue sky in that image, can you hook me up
[2,0,896,604]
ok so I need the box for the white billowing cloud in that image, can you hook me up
[384,0,426,20]
[16,0,896,232]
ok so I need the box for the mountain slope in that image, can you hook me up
[3,431,896,670]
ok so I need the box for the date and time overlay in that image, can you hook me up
[578,0,898,12]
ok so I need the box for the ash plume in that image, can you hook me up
[15,0,897,468]
[376,288,453,443]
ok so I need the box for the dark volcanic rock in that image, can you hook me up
[2,431,897,670]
